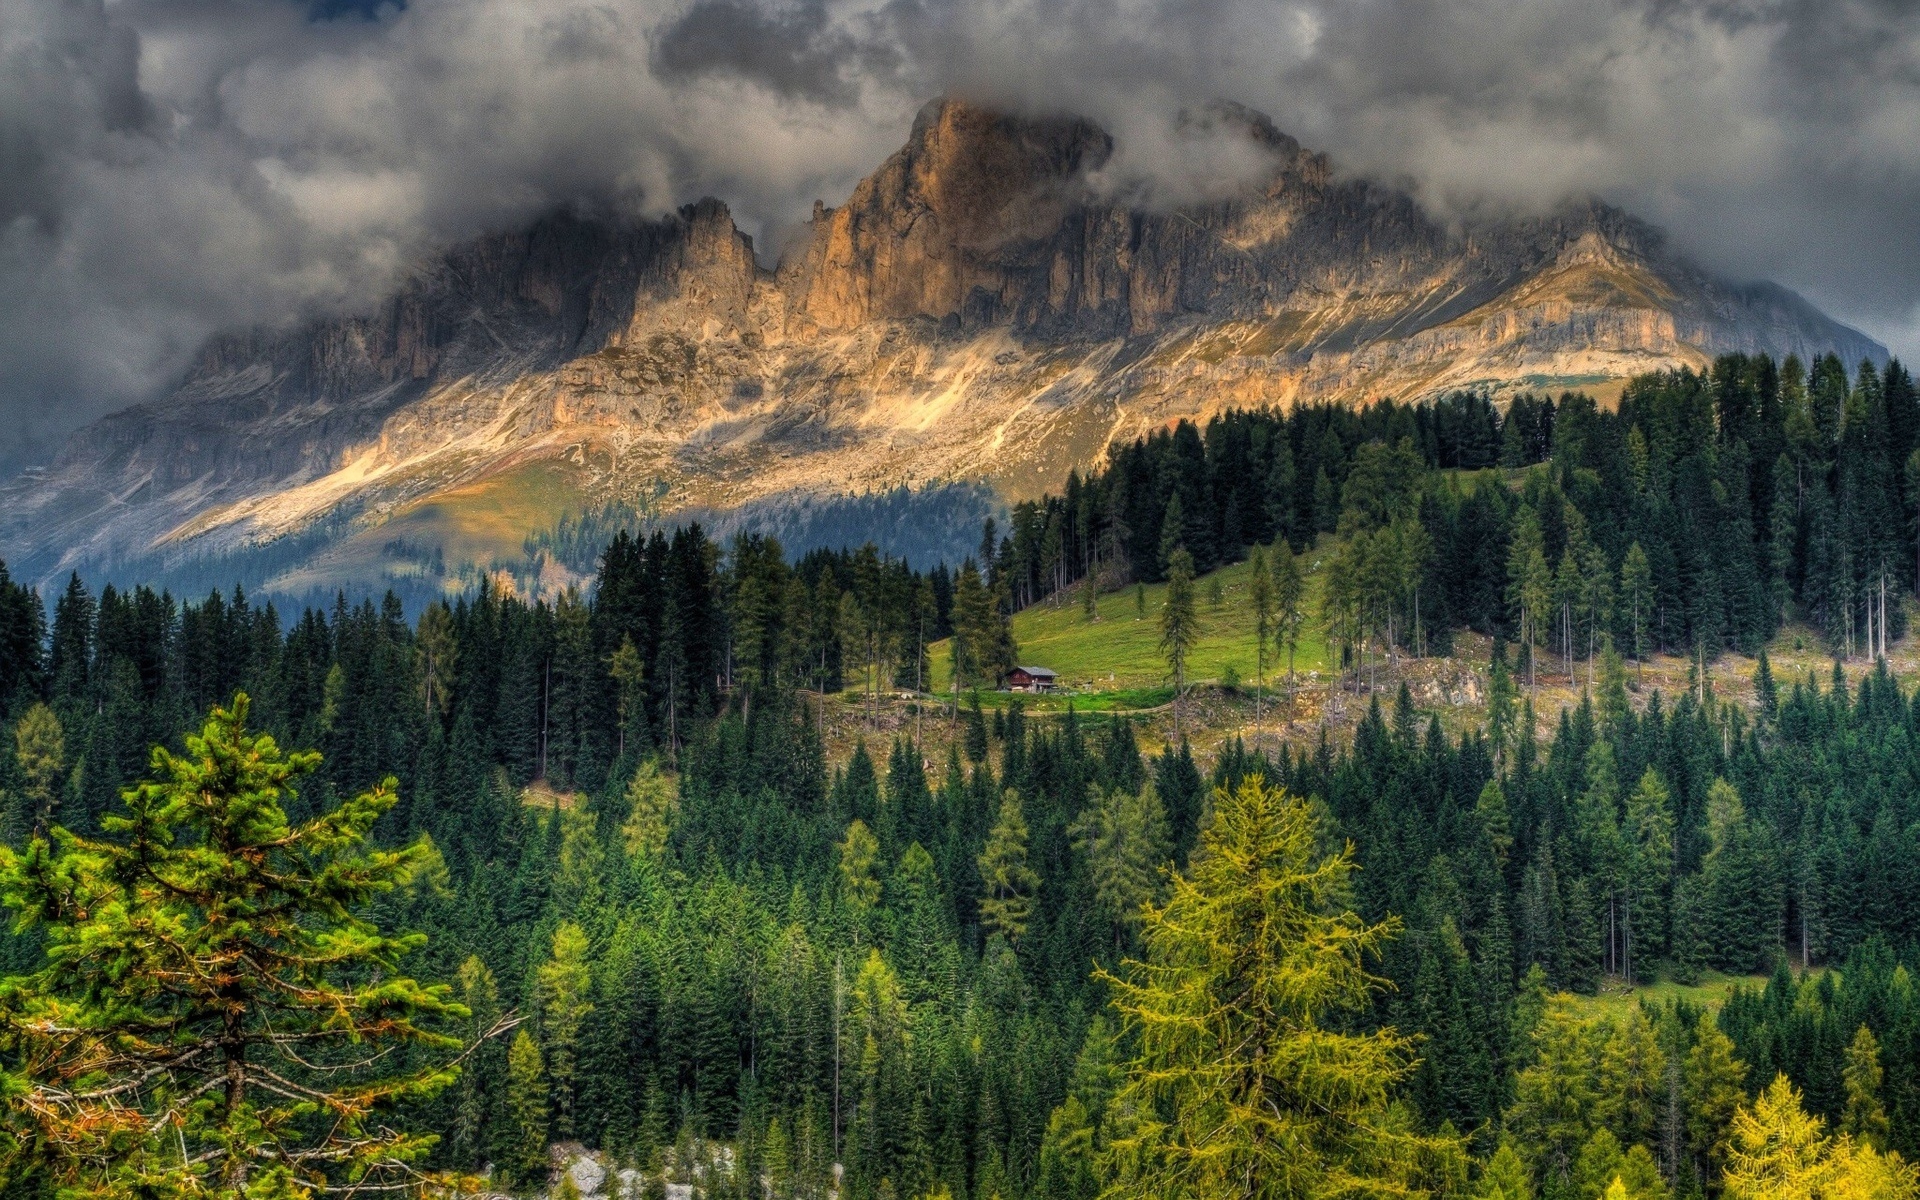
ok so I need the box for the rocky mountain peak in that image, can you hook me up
[788,97,1113,332]
[0,95,1887,597]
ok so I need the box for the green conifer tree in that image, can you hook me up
[1683,1013,1748,1182]
[504,1029,551,1187]
[0,696,469,1197]
[1841,1025,1890,1151]
[539,922,594,1139]
[977,792,1038,943]
[1160,548,1200,737]
[1070,783,1170,954]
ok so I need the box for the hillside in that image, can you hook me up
[0,99,1884,599]
[933,553,1333,703]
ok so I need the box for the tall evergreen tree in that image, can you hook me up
[0,696,471,1197]
[1097,777,1460,1199]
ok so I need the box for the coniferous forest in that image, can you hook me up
[1,353,1919,1198]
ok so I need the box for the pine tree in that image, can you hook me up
[1508,507,1553,689]
[1730,1074,1826,1195]
[1488,640,1517,765]
[608,635,646,758]
[1754,648,1778,720]
[416,599,458,717]
[950,561,994,690]
[839,818,883,944]
[1478,1142,1534,1199]
[1159,492,1186,575]
[454,955,507,1172]
[1564,878,1603,995]
[1722,1073,1919,1200]
[0,695,470,1197]
[1625,767,1676,980]
[1249,544,1274,744]
[1096,776,1457,1199]
[1506,1000,1603,1184]
[977,792,1038,943]
[1476,778,1514,867]
[1597,1011,1666,1149]
[1598,637,1630,737]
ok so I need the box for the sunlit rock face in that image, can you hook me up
[0,98,1882,594]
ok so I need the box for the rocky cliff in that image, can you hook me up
[0,98,1884,594]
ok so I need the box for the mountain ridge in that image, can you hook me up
[0,96,1885,596]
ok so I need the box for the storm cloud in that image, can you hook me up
[3,0,1919,469]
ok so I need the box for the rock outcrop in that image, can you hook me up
[0,97,1885,592]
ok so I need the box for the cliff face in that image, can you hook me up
[0,98,1885,592]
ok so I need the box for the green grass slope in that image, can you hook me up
[932,551,1335,709]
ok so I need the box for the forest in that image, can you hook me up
[0,351,1915,1199]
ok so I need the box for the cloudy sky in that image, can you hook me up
[4,0,1919,469]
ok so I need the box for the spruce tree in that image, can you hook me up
[0,695,470,1197]
[1160,548,1199,737]
[976,792,1038,944]
[1069,783,1169,954]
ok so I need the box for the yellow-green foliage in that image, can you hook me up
[1097,776,1462,1198]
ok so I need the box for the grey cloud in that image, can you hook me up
[2,0,1920,474]
[652,0,893,105]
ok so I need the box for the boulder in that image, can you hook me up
[567,1157,607,1197]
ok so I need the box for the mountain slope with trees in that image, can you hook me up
[0,354,1917,1198]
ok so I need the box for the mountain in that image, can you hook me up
[0,98,1883,598]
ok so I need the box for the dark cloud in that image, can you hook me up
[2,0,1919,471]
[652,0,889,105]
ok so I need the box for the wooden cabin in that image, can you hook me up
[1003,666,1059,693]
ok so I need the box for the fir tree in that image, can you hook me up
[0,695,470,1197]
[977,792,1038,944]
[1160,548,1199,737]
[1069,783,1170,954]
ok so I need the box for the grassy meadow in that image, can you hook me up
[930,549,1336,710]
